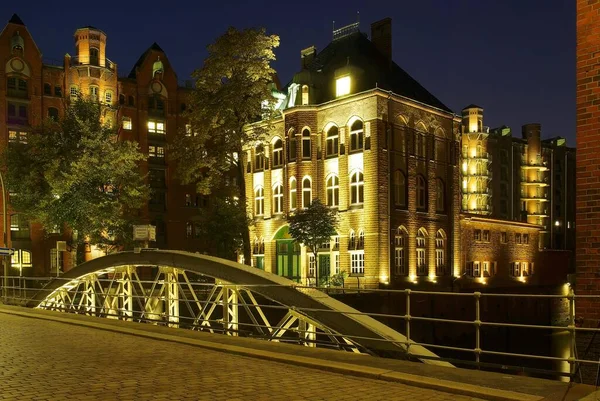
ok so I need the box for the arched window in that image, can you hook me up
[254,186,264,216]
[253,237,265,254]
[349,120,364,151]
[253,237,260,254]
[326,125,339,157]
[119,94,125,105]
[302,129,311,159]
[289,177,297,210]
[349,230,356,249]
[128,95,135,106]
[416,228,427,276]
[254,145,265,171]
[302,85,309,105]
[476,144,483,158]
[272,138,283,168]
[288,129,296,162]
[302,178,312,208]
[48,107,59,121]
[350,171,364,205]
[326,175,339,207]
[416,133,426,157]
[394,226,407,275]
[273,183,283,214]
[394,170,406,207]
[417,175,427,210]
[436,178,445,212]
[435,230,446,276]
[357,230,365,249]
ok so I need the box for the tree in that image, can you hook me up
[171,27,280,265]
[287,199,338,287]
[2,98,149,262]
[192,197,251,260]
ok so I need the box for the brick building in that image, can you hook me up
[0,14,201,275]
[461,106,576,255]
[244,18,568,290]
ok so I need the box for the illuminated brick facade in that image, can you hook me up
[461,106,575,255]
[0,15,200,275]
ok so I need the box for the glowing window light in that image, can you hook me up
[336,76,351,97]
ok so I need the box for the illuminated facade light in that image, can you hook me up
[335,76,351,97]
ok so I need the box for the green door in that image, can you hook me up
[276,240,300,282]
[318,254,331,285]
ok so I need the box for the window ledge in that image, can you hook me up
[349,204,364,210]
[349,273,365,278]
[348,149,364,155]
[325,154,339,160]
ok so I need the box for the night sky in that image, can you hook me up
[1,0,575,144]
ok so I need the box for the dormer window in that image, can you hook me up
[301,85,309,105]
[336,75,351,97]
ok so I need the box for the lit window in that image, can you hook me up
[308,254,316,277]
[483,261,490,277]
[186,222,193,238]
[254,187,264,216]
[9,130,27,144]
[89,86,98,101]
[416,228,427,276]
[148,120,165,134]
[290,177,297,210]
[336,75,351,97]
[122,117,132,130]
[273,184,283,214]
[523,262,529,276]
[149,145,164,158]
[326,175,339,207]
[350,171,364,205]
[512,262,521,277]
[326,126,339,157]
[334,253,340,274]
[70,86,79,100]
[105,91,112,104]
[350,251,364,275]
[272,139,283,168]
[473,261,480,277]
[435,230,445,275]
[349,120,363,151]
[302,178,312,208]
[301,85,309,105]
[394,227,407,275]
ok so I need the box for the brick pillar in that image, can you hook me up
[576,0,600,383]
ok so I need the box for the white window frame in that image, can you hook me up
[350,171,364,205]
[308,254,316,278]
[350,251,364,275]
[302,178,312,209]
[254,187,264,216]
[273,184,283,214]
[349,120,364,152]
[326,175,339,207]
[290,178,297,210]
[473,261,480,277]
[394,230,406,275]
[272,139,283,168]
[148,120,165,134]
[122,116,132,130]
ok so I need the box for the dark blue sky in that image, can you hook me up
[2,0,575,144]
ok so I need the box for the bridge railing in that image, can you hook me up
[0,274,590,379]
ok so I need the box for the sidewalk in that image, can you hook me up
[0,304,596,401]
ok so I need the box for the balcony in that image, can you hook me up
[521,179,549,187]
[70,56,116,71]
[7,88,28,100]
[521,196,549,202]
[522,163,548,171]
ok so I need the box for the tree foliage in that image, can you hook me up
[287,199,338,285]
[2,98,149,254]
[192,197,251,261]
[171,27,280,264]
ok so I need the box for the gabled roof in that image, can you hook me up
[8,14,25,26]
[128,42,165,79]
[287,31,452,113]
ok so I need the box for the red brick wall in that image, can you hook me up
[576,0,600,321]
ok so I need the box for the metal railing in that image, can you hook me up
[0,274,593,379]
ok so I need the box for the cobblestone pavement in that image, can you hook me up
[0,314,484,400]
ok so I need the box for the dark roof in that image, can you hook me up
[287,32,452,113]
[9,14,25,26]
[128,42,165,79]
[463,104,483,110]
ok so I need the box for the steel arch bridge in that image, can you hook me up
[29,249,450,367]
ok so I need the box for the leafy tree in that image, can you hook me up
[192,197,251,260]
[171,27,280,264]
[2,98,149,262]
[287,199,338,287]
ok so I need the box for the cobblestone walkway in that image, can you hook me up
[0,313,484,400]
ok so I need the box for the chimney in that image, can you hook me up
[371,18,392,62]
[301,46,317,69]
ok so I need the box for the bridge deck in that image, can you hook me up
[0,305,595,401]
